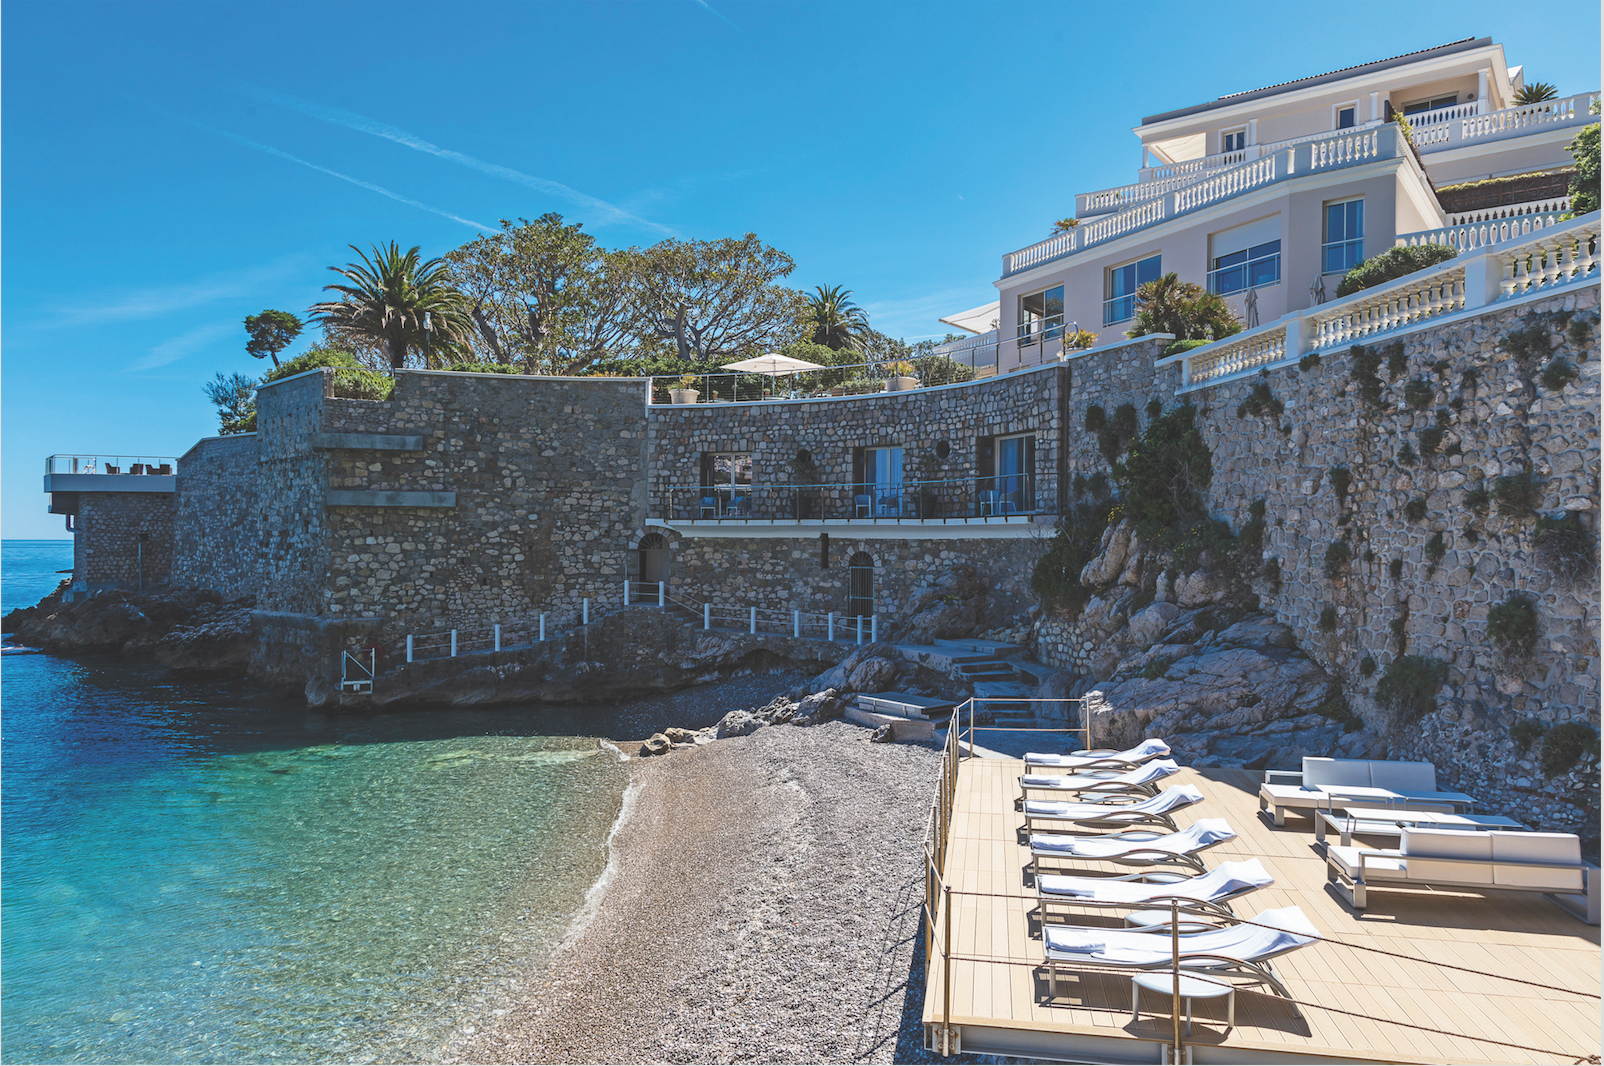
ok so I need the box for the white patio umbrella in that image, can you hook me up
[719,352,827,376]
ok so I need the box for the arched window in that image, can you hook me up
[848,551,874,621]
[637,532,669,595]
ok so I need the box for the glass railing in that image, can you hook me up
[647,348,997,404]
[45,455,179,476]
[661,473,1051,523]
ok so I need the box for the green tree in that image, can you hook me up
[1050,218,1079,236]
[1124,273,1242,341]
[203,372,258,434]
[308,242,474,371]
[1514,81,1559,105]
[1568,122,1600,216]
[632,233,805,362]
[243,309,303,369]
[806,284,871,351]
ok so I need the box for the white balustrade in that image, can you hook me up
[1397,203,1570,254]
[1308,127,1381,170]
[1184,325,1289,386]
[1446,198,1571,227]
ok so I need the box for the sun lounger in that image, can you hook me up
[1024,784,1205,834]
[1042,904,1319,1014]
[1258,756,1476,826]
[1025,738,1171,772]
[1020,759,1180,801]
[1037,858,1273,921]
[1029,818,1236,879]
[1326,827,1601,923]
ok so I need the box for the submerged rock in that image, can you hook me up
[639,733,672,757]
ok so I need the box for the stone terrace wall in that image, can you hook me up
[254,371,332,616]
[171,433,262,601]
[74,492,175,591]
[645,363,1067,520]
[318,370,650,639]
[1060,335,1177,489]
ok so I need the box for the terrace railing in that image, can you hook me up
[647,349,995,405]
[45,454,178,476]
[1162,212,1599,390]
[1396,198,1572,253]
[1409,92,1598,152]
[658,473,1055,525]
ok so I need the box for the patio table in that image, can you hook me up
[1314,807,1526,847]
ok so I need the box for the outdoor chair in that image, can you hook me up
[1026,738,1171,773]
[726,495,751,517]
[1037,859,1274,922]
[1023,784,1205,835]
[698,496,719,519]
[1029,818,1238,879]
[875,490,902,517]
[979,490,1000,516]
[1042,904,1320,1015]
[853,493,873,518]
[1020,759,1180,802]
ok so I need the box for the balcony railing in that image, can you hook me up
[1409,92,1598,152]
[659,473,1055,525]
[1396,199,1572,254]
[647,349,996,404]
[45,454,178,476]
[1005,126,1397,277]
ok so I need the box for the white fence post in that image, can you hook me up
[539,614,546,641]
[451,629,458,657]
[624,579,630,606]
[1462,250,1504,309]
[583,598,590,625]
[494,624,501,652]
[793,609,800,638]
[750,606,757,634]
[828,612,835,641]
[857,615,864,645]
[871,614,878,642]
[704,602,711,630]
[406,635,414,663]
[658,583,665,608]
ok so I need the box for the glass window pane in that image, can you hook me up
[1338,107,1355,129]
[714,454,732,485]
[732,454,752,487]
[1213,249,1247,270]
[1044,286,1064,318]
[1136,255,1162,286]
[1250,240,1280,259]
[1022,291,1045,317]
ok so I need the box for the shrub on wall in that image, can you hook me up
[1335,244,1457,298]
[1419,426,1445,456]
[1499,318,1553,363]
[1541,722,1599,776]
[1111,404,1213,542]
[1510,718,1545,754]
[1359,655,1377,677]
[1494,474,1541,517]
[1539,358,1579,392]
[1329,467,1351,507]
[1374,655,1448,724]
[1403,378,1434,410]
[1486,595,1540,658]
[1235,382,1283,420]
[1084,405,1106,433]
[1424,532,1446,570]
[1534,512,1595,581]
[1318,605,1338,631]
[1031,499,1118,616]
[1396,443,1418,467]
[1323,541,1352,579]
[1298,352,1322,372]
[1404,497,1428,522]
[1350,344,1386,407]
[1464,485,1490,514]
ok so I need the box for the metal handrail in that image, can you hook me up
[45,454,179,475]
[662,473,1052,524]
[648,348,996,405]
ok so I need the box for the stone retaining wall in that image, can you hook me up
[73,492,175,592]
[171,434,262,600]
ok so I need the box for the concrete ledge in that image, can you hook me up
[312,432,425,451]
[845,706,935,741]
[326,490,456,508]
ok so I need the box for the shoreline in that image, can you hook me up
[438,720,946,1064]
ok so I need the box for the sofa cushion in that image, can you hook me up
[1327,845,1404,880]
[1303,757,1372,789]
[1368,760,1437,793]
[1491,832,1584,891]
[1401,827,1494,884]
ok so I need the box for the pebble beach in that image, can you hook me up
[441,720,949,1064]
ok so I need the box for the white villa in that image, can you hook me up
[939,37,1597,368]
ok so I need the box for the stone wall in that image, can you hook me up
[255,370,332,617]
[171,433,262,601]
[1061,335,1178,490]
[73,492,175,591]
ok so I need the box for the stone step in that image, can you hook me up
[844,706,935,741]
[935,638,1027,659]
[853,691,957,721]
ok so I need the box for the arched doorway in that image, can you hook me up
[848,551,874,622]
[638,532,669,593]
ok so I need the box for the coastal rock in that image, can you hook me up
[150,604,255,672]
[716,709,765,739]
[663,727,700,743]
[883,565,988,645]
[639,733,672,757]
[846,656,900,693]
[869,724,894,743]
[792,689,847,725]
[4,586,252,659]
[1079,519,1134,587]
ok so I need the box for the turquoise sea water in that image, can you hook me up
[0,541,650,1063]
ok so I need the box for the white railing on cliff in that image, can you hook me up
[1396,199,1571,253]
[1160,212,1600,390]
[1005,126,1398,277]
[664,587,880,643]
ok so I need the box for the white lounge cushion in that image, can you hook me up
[1040,858,1271,905]
[1368,760,1437,792]
[1303,757,1372,789]
[1045,906,1317,965]
[1261,782,1395,806]
[1401,827,1493,884]
[1326,845,1405,880]
[1031,819,1235,859]
[1027,784,1205,821]
[1022,759,1179,791]
[1027,738,1170,768]
[1492,832,1584,891]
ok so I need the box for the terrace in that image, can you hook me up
[44,454,179,508]
[653,474,1056,530]
[919,722,1601,1063]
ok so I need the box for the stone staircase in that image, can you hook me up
[934,638,1037,723]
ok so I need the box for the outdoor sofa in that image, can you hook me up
[1325,826,1600,924]
[1258,757,1476,826]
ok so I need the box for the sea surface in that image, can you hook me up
[0,540,757,1064]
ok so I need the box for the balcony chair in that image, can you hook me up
[979,489,1000,516]
[726,495,751,517]
[875,490,902,517]
[854,493,873,518]
[698,496,719,519]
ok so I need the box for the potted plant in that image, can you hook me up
[669,374,700,404]
[885,361,918,391]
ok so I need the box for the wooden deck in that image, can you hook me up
[922,759,1601,1064]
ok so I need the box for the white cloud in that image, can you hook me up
[128,321,239,372]
[48,257,307,328]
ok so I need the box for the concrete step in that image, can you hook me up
[935,638,1027,659]
[853,691,957,721]
[844,706,935,741]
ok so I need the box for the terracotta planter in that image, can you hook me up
[669,389,699,404]
[887,375,918,391]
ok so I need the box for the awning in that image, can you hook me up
[939,301,1000,335]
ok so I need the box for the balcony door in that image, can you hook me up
[848,552,874,621]
[996,434,1036,514]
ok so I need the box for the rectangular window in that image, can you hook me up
[1210,240,1282,296]
[994,433,1036,514]
[1336,105,1357,130]
[1017,285,1064,347]
[1103,254,1161,326]
[699,452,752,516]
[1221,128,1246,153]
[1403,94,1458,117]
[854,446,904,517]
[1322,199,1364,275]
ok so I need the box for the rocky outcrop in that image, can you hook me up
[807,642,962,698]
[3,585,257,672]
[882,565,989,646]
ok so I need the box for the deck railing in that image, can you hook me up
[647,349,994,405]
[45,454,178,476]
[658,473,1054,525]
[1410,91,1598,151]
[1396,199,1572,253]
[1163,212,1599,390]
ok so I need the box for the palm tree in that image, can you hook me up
[1050,218,1079,236]
[308,243,473,370]
[1515,81,1559,106]
[806,284,871,351]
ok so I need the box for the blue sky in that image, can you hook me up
[3,0,1599,539]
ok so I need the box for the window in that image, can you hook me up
[1322,199,1364,275]
[1210,240,1282,296]
[1403,94,1458,117]
[1336,105,1357,130]
[1104,254,1161,325]
[1018,285,1064,347]
[994,433,1036,514]
[1221,128,1246,153]
[853,446,904,516]
[699,452,752,516]
[847,552,874,620]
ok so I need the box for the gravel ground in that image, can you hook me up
[439,720,964,1064]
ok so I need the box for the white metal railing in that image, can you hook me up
[1411,92,1598,152]
[1164,212,1599,389]
[400,604,594,662]
[45,454,178,475]
[1004,127,1404,277]
[1397,201,1572,254]
[664,588,878,643]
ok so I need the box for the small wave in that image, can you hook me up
[598,739,630,763]
[557,770,641,951]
